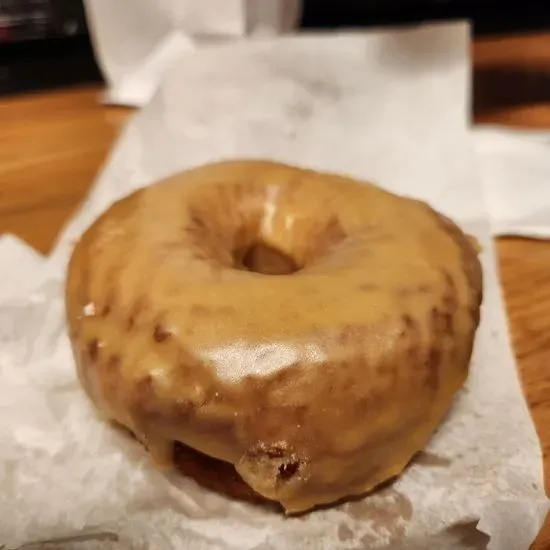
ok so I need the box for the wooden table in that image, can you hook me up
[2,31,550,548]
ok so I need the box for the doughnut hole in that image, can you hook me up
[234,241,300,275]
[187,206,301,275]
[186,203,348,276]
[237,216,349,275]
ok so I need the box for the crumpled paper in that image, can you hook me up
[474,126,550,238]
[83,0,301,106]
[0,22,548,550]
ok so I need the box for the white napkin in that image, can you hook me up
[474,126,550,238]
[0,22,548,550]
[83,0,301,106]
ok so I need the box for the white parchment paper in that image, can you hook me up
[83,0,301,106]
[0,22,548,550]
[474,127,550,238]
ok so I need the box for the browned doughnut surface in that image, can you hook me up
[65,160,483,513]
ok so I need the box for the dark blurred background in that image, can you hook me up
[1,0,549,96]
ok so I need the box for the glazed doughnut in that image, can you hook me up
[65,160,483,513]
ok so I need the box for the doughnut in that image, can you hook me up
[65,160,483,514]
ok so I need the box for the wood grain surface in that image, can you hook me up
[2,30,550,548]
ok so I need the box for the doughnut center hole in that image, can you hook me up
[237,241,300,275]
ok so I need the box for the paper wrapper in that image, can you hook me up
[1,22,548,550]
[474,127,550,238]
[83,0,301,106]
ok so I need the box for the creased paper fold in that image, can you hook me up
[83,0,301,106]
